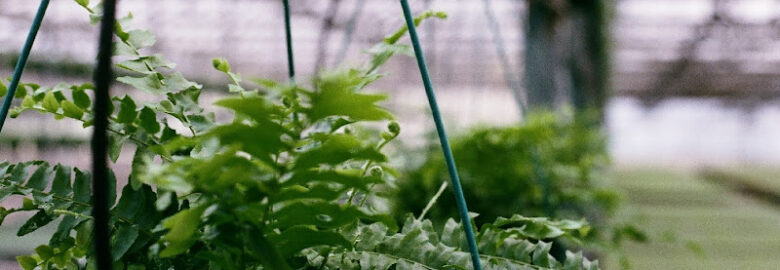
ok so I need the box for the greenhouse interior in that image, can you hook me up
[1,0,778,269]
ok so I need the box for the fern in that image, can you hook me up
[0,1,601,269]
[0,160,169,269]
[300,215,597,270]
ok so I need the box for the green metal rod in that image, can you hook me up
[0,0,50,134]
[398,1,482,269]
[282,0,295,81]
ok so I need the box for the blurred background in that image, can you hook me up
[1,0,779,269]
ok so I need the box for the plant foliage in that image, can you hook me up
[391,112,646,254]
[0,1,600,269]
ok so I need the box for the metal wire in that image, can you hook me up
[92,0,118,268]
[0,0,50,134]
[332,0,366,66]
[482,0,527,115]
[398,0,482,269]
[283,0,295,81]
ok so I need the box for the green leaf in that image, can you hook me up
[129,148,153,190]
[26,163,52,190]
[138,106,160,133]
[365,43,412,72]
[186,113,213,133]
[18,210,54,236]
[71,88,91,109]
[154,191,174,211]
[21,95,35,108]
[73,168,91,203]
[117,12,134,33]
[50,165,72,196]
[160,123,178,142]
[328,117,356,133]
[273,201,396,231]
[114,41,138,57]
[16,255,37,270]
[9,161,35,184]
[118,73,200,95]
[118,74,165,95]
[126,29,156,48]
[166,85,203,114]
[308,215,599,269]
[212,58,230,73]
[207,123,286,164]
[563,251,584,270]
[307,70,393,122]
[214,97,275,126]
[275,185,344,202]
[383,10,447,45]
[15,83,28,98]
[42,91,60,113]
[163,72,201,93]
[245,229,294,270]
[50,215,78,247]
[22,197,35,210]
[75,0,90,8]
[294,134,385,170]
[0,80,7,97]
[284,169,381,190]
[0,161,11,177]
[117,95,138,123]
[35,245,55,260]
[117,54,174,74]
[160,205,206,257]
[127,265,146,270]
[269,226,351,258]
[108,133,129,163]
[0,208,7,226]
[61,100,84,119]
[0,190,11,204]
[181,150,258,193]
[107,169,117,207]
[75,220,93,255]
[492,215,590,240]
[52,86,68,101]
[114,184,144,220]
[112,225,139,261]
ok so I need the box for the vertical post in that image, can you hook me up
[332,0,366,66]
[525,0,558,108]
[0,0,50,134]
[569,0,608,122]
[313,0,342,72]
[92,0,118,269]
[398,1,482,269]
[482,0,527,115]
[282,0,295,81]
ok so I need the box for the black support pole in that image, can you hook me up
[282,0,295,81]
[92,0,118,268]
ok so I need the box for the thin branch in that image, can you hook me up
[313,0,343,72]
[417,181,448,221]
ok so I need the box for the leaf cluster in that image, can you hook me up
[391,112,647,254]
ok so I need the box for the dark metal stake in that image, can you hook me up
[283,0,295,81]
[92,0,118,268]
[0,0,50,134]
[398,1,483,269]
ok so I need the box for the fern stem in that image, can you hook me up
[352,138,392,207]
[417,181,447,221]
